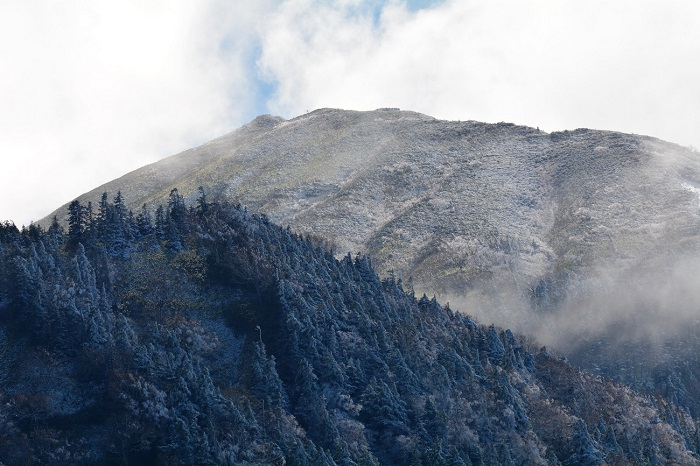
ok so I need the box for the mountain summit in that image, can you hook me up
[46,108,700,313]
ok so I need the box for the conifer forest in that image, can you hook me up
[1,189,699,465]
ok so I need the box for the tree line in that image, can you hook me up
[0,189,698,465]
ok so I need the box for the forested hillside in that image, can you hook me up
[2,190,699,465]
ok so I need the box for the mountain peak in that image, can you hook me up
[44,111,699,312]
[244,113,286,129]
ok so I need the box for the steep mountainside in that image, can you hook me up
[44,109,700,314]
[41,108,700,413]
[3,197,700,465]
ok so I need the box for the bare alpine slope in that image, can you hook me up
[46,108,700,325]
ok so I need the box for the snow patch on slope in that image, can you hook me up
[681,180,700,207]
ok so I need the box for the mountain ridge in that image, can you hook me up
[42,109,700,311]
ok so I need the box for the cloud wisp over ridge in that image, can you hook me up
[258,0,700,147]
[1,0,698,226]
[0,0,266,225]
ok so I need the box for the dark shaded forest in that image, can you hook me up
[0,189,699,465]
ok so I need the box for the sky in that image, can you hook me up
[1,0,699,226]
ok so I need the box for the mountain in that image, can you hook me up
[3,199,700,465]
[43,108,700,311]
[42,108,700,413]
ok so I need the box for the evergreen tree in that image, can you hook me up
[67,199,85,251]
[136,204,154,236]
[564,420,604,466]
[155,204,166,240]
[249,339,288,409]
[165,188,188,251]
[196,186,209,216]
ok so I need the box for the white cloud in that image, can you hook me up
[1,0,699,225]
[0,0,270,226]
[258,0,700,148]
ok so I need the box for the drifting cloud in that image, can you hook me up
[0,0,270,226]
[258,0,700,148]
[1,0,699,226]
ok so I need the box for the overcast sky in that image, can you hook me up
[1,0,699,226]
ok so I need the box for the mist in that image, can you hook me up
[430,138,700,396]
[537,256,700,351]
[3,0,700,227]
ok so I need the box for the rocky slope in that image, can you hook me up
[45,109,700,316]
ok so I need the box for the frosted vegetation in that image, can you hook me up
[3,193,700,464]
[43,108,700,419]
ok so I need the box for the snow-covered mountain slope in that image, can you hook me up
[45,108,700,326]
